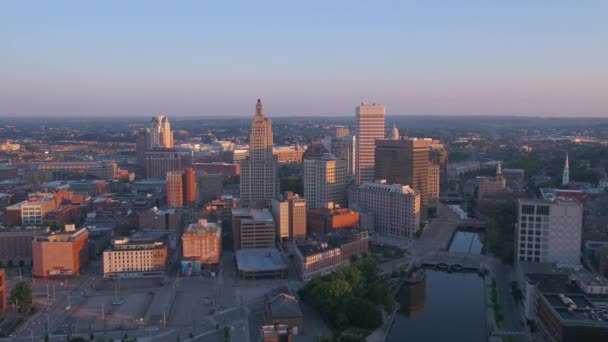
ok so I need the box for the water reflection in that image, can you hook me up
[387,270,487,342]
[397,269,426,318]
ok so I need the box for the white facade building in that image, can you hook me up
[516,198,583,265]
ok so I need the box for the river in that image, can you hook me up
[448,230,483,254]
[386,270,487,342]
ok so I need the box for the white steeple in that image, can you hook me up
[562,152,570,186]
[496,162,502,176]
[391,124,399,140]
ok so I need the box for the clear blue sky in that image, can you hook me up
[1,1,607,117]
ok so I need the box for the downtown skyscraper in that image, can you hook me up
[240,99,279,207]
[355,103,385,185]
[375,137,432,223]
[148,115,174,149]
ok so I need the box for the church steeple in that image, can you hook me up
[255,98,264,117]
[391,124,400,140]
[562,152,570,186]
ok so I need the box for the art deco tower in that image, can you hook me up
[240,99,279,207]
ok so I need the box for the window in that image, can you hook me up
[537,205,549,216]
[522,205,535,215]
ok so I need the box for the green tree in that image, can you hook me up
[329,279,352,298]
[345,298,382,330]
[335,266,362,291]
[10,281,33,314]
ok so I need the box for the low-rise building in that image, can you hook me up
[264,286,304,335]
[102,237,168,278]
[232,208,275,250]
[293,229,368,280]
[235,248,287,280]
[522,270,608,342]
[5,195,57,226]
[32,227,89,278]
[306,207,359,235]
[447,161,481,179]
[138,208,181,232]
[182,219,221,264]
[273,145,304,164]
[0,228,48,266]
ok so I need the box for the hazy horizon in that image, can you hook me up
[1,1,607,118]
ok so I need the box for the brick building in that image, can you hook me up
[306,207,359,235]
[182,219,222,264]
[293,229,368,280]
[32,227,89,278]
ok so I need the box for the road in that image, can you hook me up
[490,259,528,342]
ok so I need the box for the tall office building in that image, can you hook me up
[349,180,421,242]
[183,168,196,206]
[166,171,185,208]
[240,99,279,207]
[270,192,307,241]
[137,115,175,172]
[375,137,431,222]
[331,135,356,179]
[516,198,582,265]
[428,162,440,209]
[304,153,347,209]
[166,168,197,208]
[149,115,174,149]
[355,103,385,185]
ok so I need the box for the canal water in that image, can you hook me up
[386,270,487,342]
[448,230,483,254]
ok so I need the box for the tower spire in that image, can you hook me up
[255,98,264,117]
[562,152,570,186]
[496,162,502,176]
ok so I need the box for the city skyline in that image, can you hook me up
[1,1,607,118]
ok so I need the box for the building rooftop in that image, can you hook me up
[232,208,274,223]
[33,227,88,242]
[296,229,367,257]
[6,196,55,209]
[109,236,166,250]
[358,180,418,195]
[184,219,221,236]
[235,248,287,273]
[519,196,581,206]
[528,272,608,326]
[267,293,303,319]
